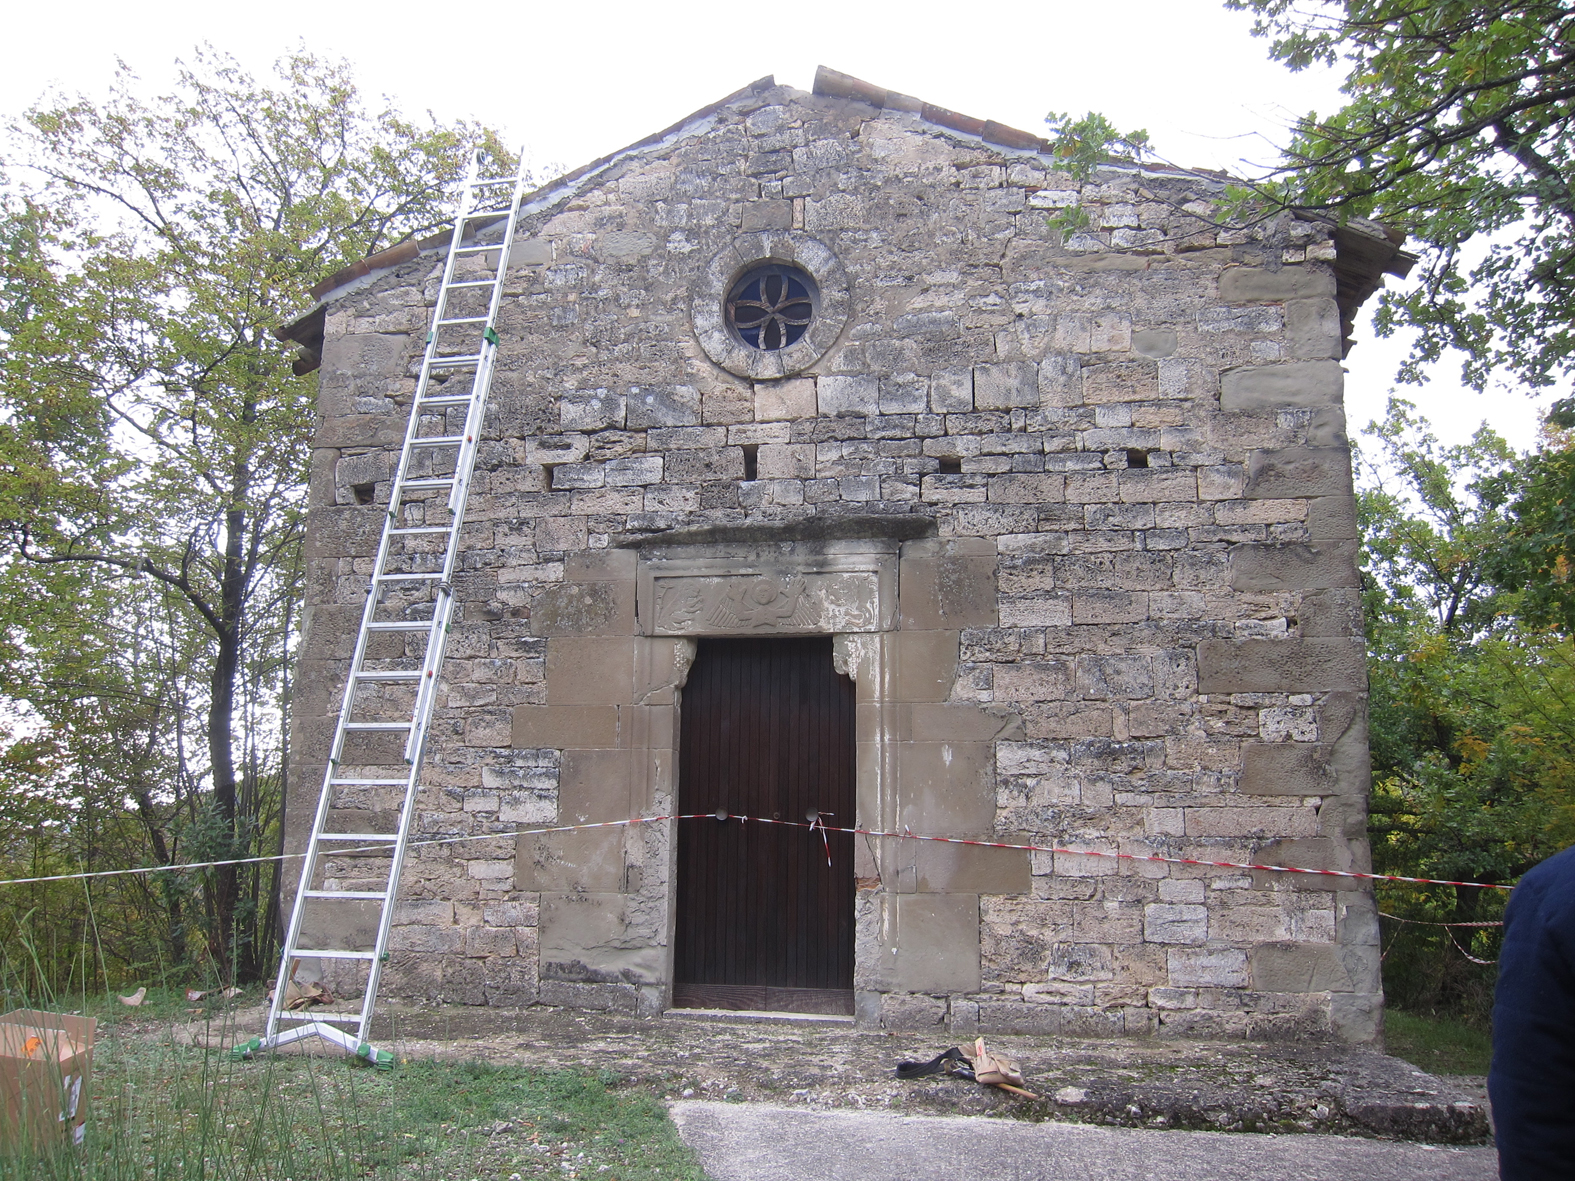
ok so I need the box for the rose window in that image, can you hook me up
[725,264,818,351]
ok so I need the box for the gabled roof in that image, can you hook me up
[278,67,1415,372]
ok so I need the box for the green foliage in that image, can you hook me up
[0,48,506,986]
[1229,1,1575,395]
[1356,399,1575,1017]
[1040,111,1151,232]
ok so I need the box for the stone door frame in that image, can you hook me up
[636,538,901,1012]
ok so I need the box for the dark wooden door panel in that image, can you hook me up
[674,637,856,999]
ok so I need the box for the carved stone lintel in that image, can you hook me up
[637,546,897,637]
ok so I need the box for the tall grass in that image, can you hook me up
[1,970,703,1179]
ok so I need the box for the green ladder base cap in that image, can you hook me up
[357,1043,395,1070]
[230,1037,263,1061]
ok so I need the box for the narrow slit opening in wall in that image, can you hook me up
[937,456,963,475]
[741,444,759,481]
[351,482,376,505]
[1125,449,1150,469]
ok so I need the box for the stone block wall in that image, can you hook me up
[287,75,1383,1041]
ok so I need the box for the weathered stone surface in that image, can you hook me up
[888,894,981,992]
[1244,447,1354,498]
[1219,266,1337,302]
[531,580,636,636]
[1229,541,1358,592]
[1198,639,1367,694]
[1239,742,1337,796]
[1250,942,1353,992]
[512,704,620,749]
[1220,361,1342,412]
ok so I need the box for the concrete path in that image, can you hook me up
[670,1100,1498,1181]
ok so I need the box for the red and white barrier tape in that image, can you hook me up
[0,810,1516,893]
[702,811,1516,892]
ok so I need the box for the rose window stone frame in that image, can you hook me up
[692,232,850,380]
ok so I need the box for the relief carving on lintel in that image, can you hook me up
[636,549,896,637]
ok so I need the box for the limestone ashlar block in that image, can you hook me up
[1305,495,1359,540]
[914,839,1030,895]
[627,384,701,428]
[818,374,878,416]
[560,389,626,431]
[558,747,634,824]
[1300,588,1365,638]
[891,894,982,992]
[1229,540,1359,592]
[885,630,960,703]
[566,549,638,582]
[1286,298,1343,360]
[754,377,817,422]
[973,361,1038,410]
[1197,638,1367,694]
[545,637,637,705]
[1249,941,1353,992]
[303,506,384,561]
[530,580,636,636]
[537,892,664,985]
[1218,265,1337,303]
[930,368,974,413]
[1243,446,1354,499]
[1239,742,1338,796]
[1167,946,1249,988]
[897,537,998,630]
[1220,361,1343,413]
[1250,836,1367,892]
[511,704,620,749]
[897,739,997,837]
[516,827,625,893]
[313,412,406,450]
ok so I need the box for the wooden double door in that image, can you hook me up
[672,637,856,1015]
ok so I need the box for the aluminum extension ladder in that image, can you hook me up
[235,148,530,1068]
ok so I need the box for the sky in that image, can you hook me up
[1,0,1552,455]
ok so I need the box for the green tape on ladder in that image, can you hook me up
[483,326,499,346]
[357,1042,396,1070]
[230,1036,262,1062]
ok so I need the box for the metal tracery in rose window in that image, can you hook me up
[726,265,816,350]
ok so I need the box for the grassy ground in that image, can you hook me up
[1384,1008,1493,1076]
[2,997,707,1181]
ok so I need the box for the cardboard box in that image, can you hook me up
[0,1009,96,1147]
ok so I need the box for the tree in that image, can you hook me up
[0,48,506,983]
[1227,1,1575,400]
[1357,400,1575,1015]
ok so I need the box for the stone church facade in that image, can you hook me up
[280,68,1413,1041]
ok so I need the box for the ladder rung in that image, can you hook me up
[399,477,456,490]
[352,670,422,680]
[407,435,465,447]
[452,244,499,255]
[373,572,444,583]
[342,722,413,732]
[291,949,378,961]
[328,777,409,785]
[316,832,401,841]
[276,1011,363,1023]
[364,621,434,631]
[388,526,453,535]
[436,317,488,326]
[416,395,475,408]
[303,890,388,900]
[444,279,495,289]
[427,355,481,368]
